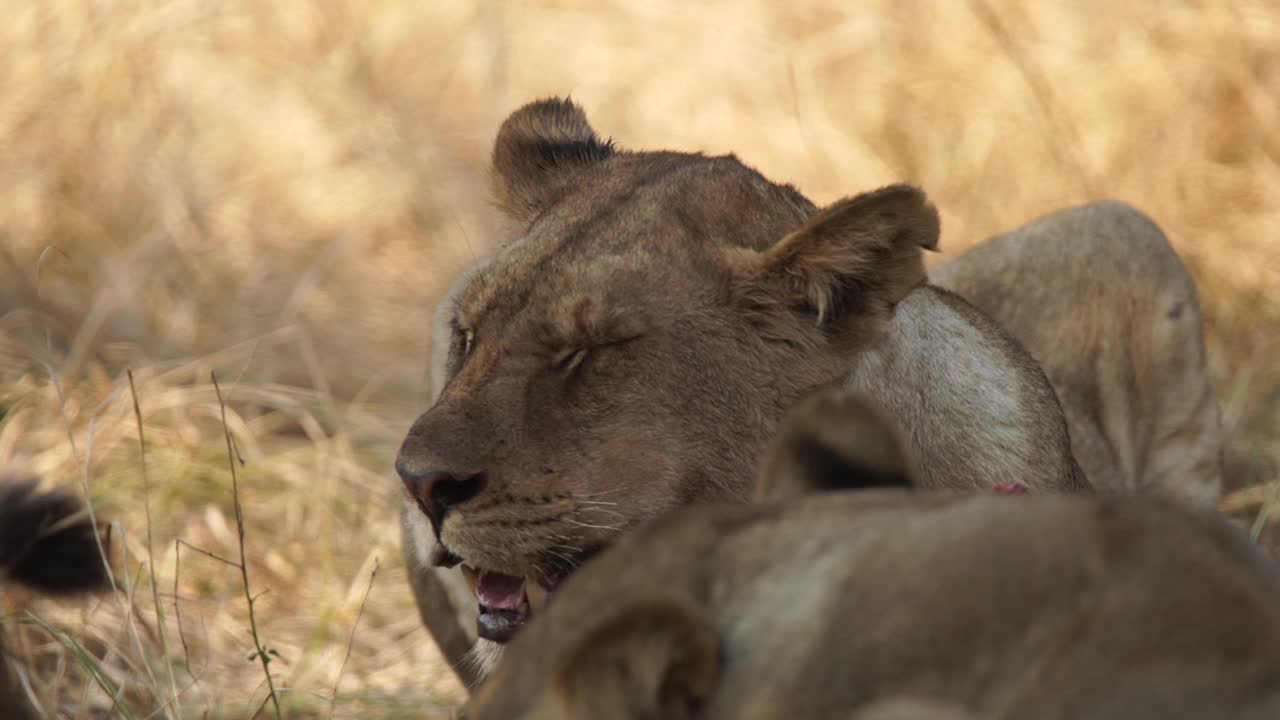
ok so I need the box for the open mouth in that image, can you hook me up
[460,565,553,643]
[432,542,605,643]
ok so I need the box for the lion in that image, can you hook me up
[753,384,920,502]
[395,96,1092,686]
[462,390,1280,720]
[929,201,1224,509]
[1,476,113,720]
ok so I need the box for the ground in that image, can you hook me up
[0,1,1277,718]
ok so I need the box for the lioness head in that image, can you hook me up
[396,97,938,643]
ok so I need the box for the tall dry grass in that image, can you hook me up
[0,0,1277,717]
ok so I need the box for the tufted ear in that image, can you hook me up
[490,96,616,222]
[552,595,719,720]
[733,184,939,347]
[755,389,919,502]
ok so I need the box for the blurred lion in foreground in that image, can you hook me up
[465,390,1278,720]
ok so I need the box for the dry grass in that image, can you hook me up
[1,0,1277,717]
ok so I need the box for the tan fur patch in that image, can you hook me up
[931,201,1224,506]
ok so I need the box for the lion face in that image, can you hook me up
[395,98,937,644]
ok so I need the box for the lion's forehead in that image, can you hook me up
[457,150,815,335]
[460,232,710,337]
[459,244,670,336]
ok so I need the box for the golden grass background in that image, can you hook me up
[1,0,1277,717]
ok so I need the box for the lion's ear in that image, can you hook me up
[755,389,918,502]
[733,184,939,346]
[490,96,616,223]
[552,596,719,720]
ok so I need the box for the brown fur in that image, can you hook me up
[930,202,1224,507]
[849,698,981,720]
[464,391,1280,720]
[754,390,918,501]
[396,97,1087,685]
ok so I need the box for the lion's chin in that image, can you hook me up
[464,639,506,687]
[460,564,552,643]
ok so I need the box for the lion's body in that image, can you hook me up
[930,202,1224,507]
[465,391,1280,719]
[417,197,1228,681]
[394,99,1218,688]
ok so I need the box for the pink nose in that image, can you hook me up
[395,460,485,530]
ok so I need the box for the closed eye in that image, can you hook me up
[556,348,589,373]
[553,334,642,375]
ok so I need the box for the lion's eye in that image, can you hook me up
[461,329,475,358]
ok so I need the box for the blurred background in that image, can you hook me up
[1,0,1277,717]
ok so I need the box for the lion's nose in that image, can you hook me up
[396,461,486,532]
